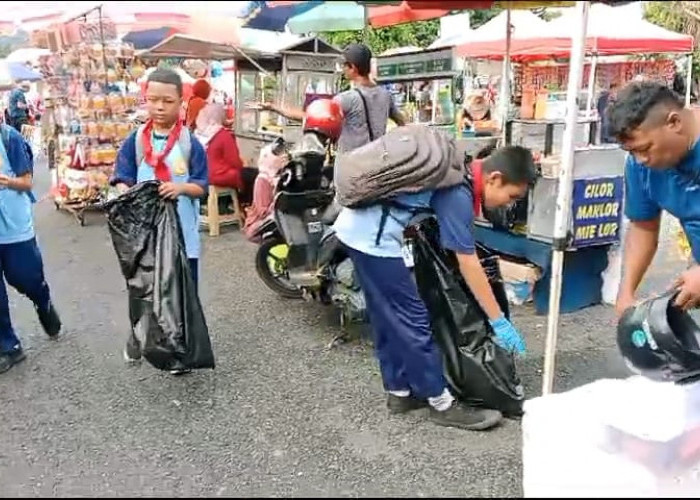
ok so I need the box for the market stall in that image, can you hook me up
[140,34,342,166]
[36,6,139,225]
[445,4,694,318]
[375,46,499,161]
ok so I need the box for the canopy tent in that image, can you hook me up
[122,27,182,50]
[451,10,551,59]
[455,3,693,60]
[3,61,43,82]
[138,34,242,60]
[5,48,51,65]
[546,3,694,55]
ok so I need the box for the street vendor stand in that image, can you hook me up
[35,5,139,226]
[140,34,342,167]
[450,3,693,319]
[375,46,499,160]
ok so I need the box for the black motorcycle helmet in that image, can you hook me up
[617,291,700,384]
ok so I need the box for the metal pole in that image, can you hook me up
[686,54,693,107]
[499,8,512,145]
[585,54,597,141]
[362,5,369,44]
[542,0,590,396]
[585,54,597,116]
[98,5,109,89]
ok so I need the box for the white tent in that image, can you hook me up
[5,48,50,65]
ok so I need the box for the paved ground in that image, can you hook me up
[0,165,687,498]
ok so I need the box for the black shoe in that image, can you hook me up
[430,402,502,431]
[169,368,192,376]
[123,335,142,363]
[387,394,429,415]
[36,301,61,338]
[0,348,26,374]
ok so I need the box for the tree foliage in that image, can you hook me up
[321,8,505,55]
[321,7,559,55]
[644,2,700,75]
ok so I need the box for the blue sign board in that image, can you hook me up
[571,176,624,248]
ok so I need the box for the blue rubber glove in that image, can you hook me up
[489,316,526,356]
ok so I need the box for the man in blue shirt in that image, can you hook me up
[334,146,535,431]
[0,124,62,374]
[112,68,208,375]
[8,81,30,132]
[607,82,700,315]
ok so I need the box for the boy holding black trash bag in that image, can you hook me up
[333,144,536,431]
[109,68,214,375]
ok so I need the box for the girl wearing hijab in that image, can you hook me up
[195,103,244,214]
[186,79,212,131]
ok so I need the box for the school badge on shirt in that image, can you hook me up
[173,157,187,176]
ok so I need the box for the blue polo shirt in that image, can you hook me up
[333,184,476,258]
[625,141,700,262]
[0,125,34,244]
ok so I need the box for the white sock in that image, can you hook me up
[428,388,455,412]
[388,389,410,397]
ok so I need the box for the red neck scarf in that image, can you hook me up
[471,159,484,217]
[141,119,183,182]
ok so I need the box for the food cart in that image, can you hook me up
[374,46,498,161]
[235,37,342,165]
[140,35,342,167]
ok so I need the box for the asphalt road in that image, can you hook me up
[0,162,687,498]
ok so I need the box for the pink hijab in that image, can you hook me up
[194,103,225,147]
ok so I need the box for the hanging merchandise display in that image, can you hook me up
[38,8,140,226]
[515,59,676,111]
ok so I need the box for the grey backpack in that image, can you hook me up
[334,123,466,209]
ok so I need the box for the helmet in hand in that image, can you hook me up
[303,98,343,141]
[617,291,700,384]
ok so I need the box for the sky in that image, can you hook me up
[0,1,253,24]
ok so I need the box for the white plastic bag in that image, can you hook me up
[523,377,700,498]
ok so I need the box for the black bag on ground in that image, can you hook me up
[409,217,524,417]
[103,181,215,371]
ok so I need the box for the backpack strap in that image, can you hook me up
[355,89,374,143]
[375,199,432,247]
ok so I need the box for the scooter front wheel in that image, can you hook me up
[255,238,304,299]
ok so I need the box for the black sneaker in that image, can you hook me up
[123,335,142,363]
[0,348,26,374]
[169,368,192,376]
[430,402,502,431]
[387,394,429,415]
[36,301,61,338]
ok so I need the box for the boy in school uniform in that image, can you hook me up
[112,68,208,373]
[0,123,61,374]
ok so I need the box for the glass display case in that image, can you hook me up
[376,47,460,130]
[284,72,337,112]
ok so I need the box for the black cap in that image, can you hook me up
[343,43,372,74]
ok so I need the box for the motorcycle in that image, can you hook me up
[251,133,367,331]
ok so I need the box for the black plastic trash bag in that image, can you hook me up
[103,181,215,371]
[409,217,524,417]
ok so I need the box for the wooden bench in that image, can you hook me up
[200,185,245,237]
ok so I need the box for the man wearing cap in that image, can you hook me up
[8,81,31,132]
[260,43,405,153]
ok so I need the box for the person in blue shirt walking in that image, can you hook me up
[8,81,30,132]
[0,124,62,374]
[608,82,700,316]
[112,68,208,373]
[333,146,535,431]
